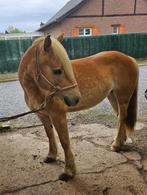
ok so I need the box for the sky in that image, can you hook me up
[0,0,69,33]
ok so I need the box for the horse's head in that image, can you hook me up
[35,34,81,107]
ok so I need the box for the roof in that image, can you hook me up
[38,0,87,31]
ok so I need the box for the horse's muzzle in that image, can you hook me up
[64,96,80,107]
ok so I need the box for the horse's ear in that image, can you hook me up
[44,35,51,52]
[57,33,64,42]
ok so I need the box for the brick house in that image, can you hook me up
[38,0,147,36]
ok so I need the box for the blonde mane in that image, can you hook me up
[33,37,44,46]
[51,37,76,83]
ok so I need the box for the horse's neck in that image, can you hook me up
[21,46,37,79]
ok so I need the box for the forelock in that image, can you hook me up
[51,38,76,83]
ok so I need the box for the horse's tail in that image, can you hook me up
[126,82,138,136]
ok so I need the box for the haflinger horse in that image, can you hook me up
[19,34,139,181]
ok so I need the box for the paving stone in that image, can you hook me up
[134,160,143,170]
[0,123,147,195]
[135,122,146,130]
[70,124,116,139]
[123,151,142,161]
[142,157,147,171]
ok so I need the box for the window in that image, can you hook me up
[78,28,92,36]
[112,25,119,34]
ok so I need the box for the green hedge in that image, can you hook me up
[0,33,147,73]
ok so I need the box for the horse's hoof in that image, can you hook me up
[59,173,74,182]
[44,156,56,163]
[111,144,120,152]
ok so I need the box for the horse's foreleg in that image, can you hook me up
[111,103,128,151]
[37,113,57,162]
[51,112,76,181]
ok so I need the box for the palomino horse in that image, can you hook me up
[19,34,139,181]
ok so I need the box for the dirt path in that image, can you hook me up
[0,121,147,195]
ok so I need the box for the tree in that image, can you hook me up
[40,22,44,27]
[6,26,24,33]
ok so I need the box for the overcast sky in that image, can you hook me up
[0,0,69,33]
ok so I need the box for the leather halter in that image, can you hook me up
[35,48,78,95]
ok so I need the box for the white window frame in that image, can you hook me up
[112,25,119,34]
[78,28,92,36]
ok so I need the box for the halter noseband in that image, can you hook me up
[35,48,78,95]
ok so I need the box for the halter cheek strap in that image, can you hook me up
[35,48,78,95]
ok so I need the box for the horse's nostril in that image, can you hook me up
[64,96,80,107]
[75,97,80,104]
[64,96,71,106]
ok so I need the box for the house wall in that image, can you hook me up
[136,0,147,13]
[104,0,134,15]
[70,0,103,16]
[42,0,147,37]
[44,15,147,36]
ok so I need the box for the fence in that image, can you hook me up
[63,33,147,60]
[0,39,34,73]
[0,33,147,73]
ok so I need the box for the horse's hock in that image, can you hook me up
[0,122,147,195]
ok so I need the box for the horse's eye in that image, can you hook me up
[53,68,62,75]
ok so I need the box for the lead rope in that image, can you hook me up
[0,92,55,123]
[0,104,44,123]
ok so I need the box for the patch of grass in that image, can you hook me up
[136,59,147,66]
[68,108,117,128]
[0,72,18,82]
[93,113,116,120]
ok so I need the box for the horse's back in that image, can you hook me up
[72,51,138,71]
[72,50,138,82]
[92,51,139,92]
[93,51,138,70]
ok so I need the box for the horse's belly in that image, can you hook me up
[68,87,109,112]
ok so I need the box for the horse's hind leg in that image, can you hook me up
[51,111,76,181]
[107,91,118,116]
[37,113,57,162]
[111,100,128,152]
[111,83,137,152]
